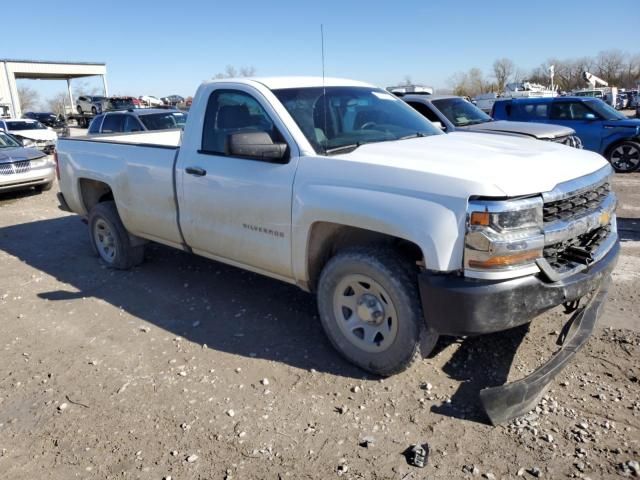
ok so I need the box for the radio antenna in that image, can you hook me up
[321,24,327,152]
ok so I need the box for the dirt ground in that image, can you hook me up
[0,171,638,479]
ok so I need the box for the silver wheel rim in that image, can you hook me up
[611,144,640,172]
[93,218,117,263]
[332,274,399,353]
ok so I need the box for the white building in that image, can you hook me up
[0,59,108,117]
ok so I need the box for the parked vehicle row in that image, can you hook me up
[0,118,57,154]
[399,93,582,147]
[23,112,70,137]
[76,95,141,115]
[88,109,187,134]
[56,76,619,424]
[492,96,640,172]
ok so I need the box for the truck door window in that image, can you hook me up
[202,90,280,156]
[518,103,548,120]
[123,115,143,132]
[101,114,125,133]
[550,102,594,120]
[407,102,441,123]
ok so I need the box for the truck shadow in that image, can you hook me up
[0,215,534,420]
[430,326,529,423]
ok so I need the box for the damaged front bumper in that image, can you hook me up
[419,238,619,424]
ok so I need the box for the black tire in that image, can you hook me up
[317,246,436,376]
[36,181,54,192]
[77,105,83,115]
[91,106,97,115]
[607,141,640,173]
[88,201,144,270]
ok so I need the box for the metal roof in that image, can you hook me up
[0,58,105,66]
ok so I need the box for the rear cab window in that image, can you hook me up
[88,115,104,134]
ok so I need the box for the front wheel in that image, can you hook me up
[608,141,640,173]
[317,247,436,376]
[88,201,144,269]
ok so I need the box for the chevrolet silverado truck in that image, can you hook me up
[56,77,619,424]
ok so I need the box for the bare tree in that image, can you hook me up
[448,68,489,97]
[595,49,626,85]
[17,85,40,112]
[402,75,412,86]
[73,80,101,97]
[492,58,514,92]
[46,92,70,116]
[213,65,256,79]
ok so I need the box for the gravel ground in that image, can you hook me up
[0,172,638,479]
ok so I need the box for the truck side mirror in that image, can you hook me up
[229,131,288,162]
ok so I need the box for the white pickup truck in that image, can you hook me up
[56,77,619,424]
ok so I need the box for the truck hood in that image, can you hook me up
[457,120,575,139]
[339,132,608,197]
[9,129,57,142]
[0,147,47,164]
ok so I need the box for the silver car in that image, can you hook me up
[0,131,55,193]
[76,95,108,115]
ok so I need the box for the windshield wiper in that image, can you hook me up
[324,143,363,155]
[398,132,427,140]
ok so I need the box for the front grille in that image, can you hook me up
[543,182,610,223]
[543,225,610,274]
[0,160,32,175]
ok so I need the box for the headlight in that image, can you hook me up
[14,136,36,148]
[465,197,544,277]
[30,156,54,168]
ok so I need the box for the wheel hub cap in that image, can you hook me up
[356,294,385,325]
[332,274,399,353]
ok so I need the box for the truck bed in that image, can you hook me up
[57,130,183,248]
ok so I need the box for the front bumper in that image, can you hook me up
[419,238,619,424]
[419,238,619,336]
[0,166,55,192]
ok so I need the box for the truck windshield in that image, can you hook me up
[0,132,21,147]
[587,99,627,121]
[139,112,188,130]
[273,86,442,155]
[431,98,492,126]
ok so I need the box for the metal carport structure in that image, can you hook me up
[0,59,107,118]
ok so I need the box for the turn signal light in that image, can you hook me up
[468,250,541,269]
[470,211,490,226]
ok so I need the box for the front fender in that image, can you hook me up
[291,183,467,285]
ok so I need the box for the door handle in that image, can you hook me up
[185,166,207,176]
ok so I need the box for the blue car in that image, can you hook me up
[492,97,640,172]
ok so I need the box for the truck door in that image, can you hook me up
[548,101,603,152]
[176,87,298,280]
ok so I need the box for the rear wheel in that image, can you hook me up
[91,106,98,115]
[317,247,436,376]
[88,201,144,269]
[608,141,640,172]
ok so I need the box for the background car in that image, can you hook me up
[492,96,640,172]
[139,95,164,107]
[403,94,582,147]
[161,95,184,106]
[76,95,108,115]
[88,109,188,134]
[23,112,70,137]
[0,130,55,193]
[0,118,57,154]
